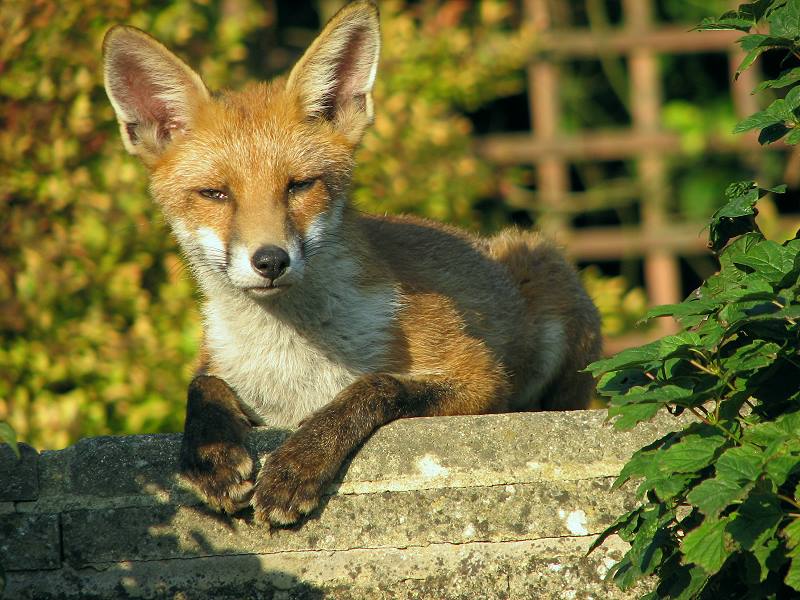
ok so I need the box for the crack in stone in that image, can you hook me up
[21,476,618,514]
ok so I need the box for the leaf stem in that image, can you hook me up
[688,406,711,424]
[689,359,717,377]
[778,494,800,510]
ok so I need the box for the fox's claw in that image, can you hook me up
[180,442,255,514]
[250,438,331,526]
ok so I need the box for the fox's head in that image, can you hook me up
[103,1,379,299]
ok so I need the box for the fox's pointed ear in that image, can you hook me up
[103,26,209,164]
[286,1,380,144]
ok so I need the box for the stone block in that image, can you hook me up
[0,512,60,571]
[0,443,39,502]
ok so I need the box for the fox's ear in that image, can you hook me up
[103,26,209,164]
[286,1,380,144]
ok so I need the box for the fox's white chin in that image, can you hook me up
[244,285,288,298]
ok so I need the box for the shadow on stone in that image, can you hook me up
[3,431,326,599]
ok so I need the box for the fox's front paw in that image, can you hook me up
[179,442,254,514]
[251,436,333,527]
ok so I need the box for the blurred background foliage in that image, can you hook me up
[0,0,795,449]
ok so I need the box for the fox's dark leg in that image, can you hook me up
[179,375,255,513]
[251,374,480,526]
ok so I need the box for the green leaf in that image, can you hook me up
[763,449,800,486]
[786,517,800,550]
[737,37,797,78]
[696,14,755,31]
[625,505,673,580]
[755,67,800,91]
[588,506,643,554]
[597,369,652,396]
[787,555,800,592]
[748,537,781,583]
[682,517,732,575]
[723,340,782,376]
[733,104,786,134]
[786,126,800,144]
[647,473,696,501]
[612,383,695,407]
[590,332,704,376]
[715,445,764,483]
[708,182,762,252]
[726,492,782,551]
[768,0,800,39]
[655,560,710,599]
[0,422,19,459]
[702,272,774,304]
[608,402,663,431]
[732,239,796,282]
[644,299,718,322]
[687,477,748,516]
[786,85,800,109]
[697,4,773,33]
[747,415,795,446]
[586,342,660,375]
[659,434,729,474]
[758,121,790,144]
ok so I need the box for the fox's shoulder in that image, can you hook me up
[351,210,521,299]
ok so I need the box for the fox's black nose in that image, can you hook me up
[251,245,290,281]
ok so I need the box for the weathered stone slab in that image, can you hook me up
[332,410,672,494]
[0,443,39,502]
[62,477,637,567]
[22,410,673,514]
[6,535,649,600]
[69,433,183,497]
[0,512,60,570]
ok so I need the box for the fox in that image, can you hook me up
[102,0,601,527]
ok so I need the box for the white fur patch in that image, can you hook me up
[170,219,192,247]
[227,243,263,288]
[204,277,398,426]
[197,227,224,256]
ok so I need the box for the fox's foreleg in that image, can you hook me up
[179,375,255,513]
[250,374,493,526]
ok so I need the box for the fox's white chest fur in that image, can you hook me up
[202,272,399,427]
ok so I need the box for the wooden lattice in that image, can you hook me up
[478,0,797,354]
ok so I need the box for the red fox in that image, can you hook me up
[103,0,601,526]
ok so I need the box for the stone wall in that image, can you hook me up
[0,410,675,599]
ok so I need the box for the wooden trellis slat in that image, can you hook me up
[478,129,773,164]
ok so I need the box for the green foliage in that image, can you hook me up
[582,267,650,338]
[0,0,269,450]
[589,3,800,597]
[354,1,535,224]
[0,1,535,449]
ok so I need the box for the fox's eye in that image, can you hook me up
[288,178,317,195]
[198,189,228,201]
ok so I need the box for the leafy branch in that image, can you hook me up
[588,2,800,597]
